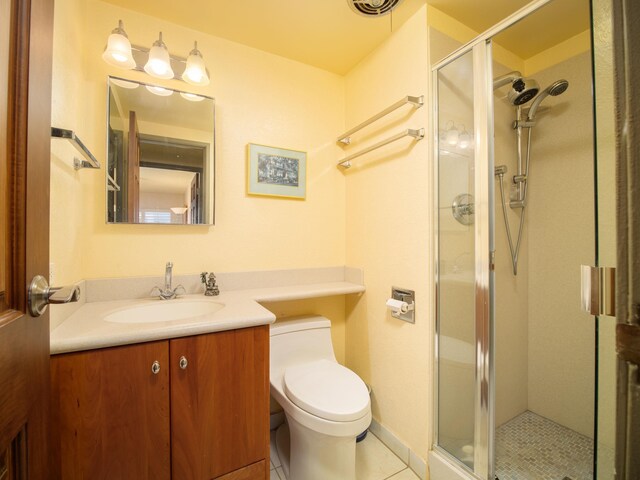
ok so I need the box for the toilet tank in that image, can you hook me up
[270,316,337,375]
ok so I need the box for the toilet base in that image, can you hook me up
[276,417,357,480]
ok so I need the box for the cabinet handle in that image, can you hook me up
[151,361,161,375]
[179,356,188,370]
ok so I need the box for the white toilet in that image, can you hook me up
[270,316,371,480]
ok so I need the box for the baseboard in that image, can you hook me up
[428,449,474,480]
[369,419,427,480]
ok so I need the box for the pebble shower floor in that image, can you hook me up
[495,410,593,480]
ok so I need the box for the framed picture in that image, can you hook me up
[247,143,307,199]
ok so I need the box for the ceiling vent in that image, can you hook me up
[347,0,403,17]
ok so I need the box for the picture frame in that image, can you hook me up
[247,143,307,199]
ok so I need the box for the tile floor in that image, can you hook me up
[495,410,593,480]
[269,429,420,480]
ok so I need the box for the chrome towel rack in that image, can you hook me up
[337,95,424,145]
[107,172,120,192]
[51,127,100,170]
[338,128,425,168]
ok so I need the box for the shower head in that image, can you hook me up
[493,71,522,90]
[492,72,539,106]
[508,77,540,106]
[527,79,569,120]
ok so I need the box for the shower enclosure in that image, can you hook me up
[430,0,617,479]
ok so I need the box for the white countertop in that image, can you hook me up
[50,281,365,355]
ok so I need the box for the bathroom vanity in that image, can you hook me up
[50,326,269,480]
[48,267,365,480]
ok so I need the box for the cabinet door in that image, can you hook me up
[50,341,171,480]
[171,326,269,480]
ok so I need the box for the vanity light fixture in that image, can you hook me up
[102,20,136,69]
[103,21,211,86]
[102,20,210,86]
[144,32,174,79]
[145,85,173,97]
[182,42,210,86]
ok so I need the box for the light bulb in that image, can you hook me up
[182,41,210,86]
[144,32,174,79]
[145,85,173,97]
[458,127,471,149]
[180,92,205,102]
[445,124,459,145]
[102,20,136,69]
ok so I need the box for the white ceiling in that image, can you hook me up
[102,0,591,75]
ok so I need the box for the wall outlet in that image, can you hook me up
[49,262,55,285]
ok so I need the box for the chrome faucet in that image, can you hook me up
[152,261,186,300]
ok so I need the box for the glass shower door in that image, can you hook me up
[592,0,617,477]
[435,42,494,479]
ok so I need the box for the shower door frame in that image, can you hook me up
[431,1,557,478]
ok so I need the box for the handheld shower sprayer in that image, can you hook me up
[527,79,569,120]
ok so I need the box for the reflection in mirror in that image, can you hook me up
[107,77,215,224]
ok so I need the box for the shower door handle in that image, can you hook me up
[581,265,615,316]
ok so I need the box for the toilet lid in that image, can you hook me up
[283,359,370,422]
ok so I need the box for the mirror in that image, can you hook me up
[106,77,215,225]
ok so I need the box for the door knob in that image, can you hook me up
[28,275,81,317]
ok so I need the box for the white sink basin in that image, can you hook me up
[104,299,225,324]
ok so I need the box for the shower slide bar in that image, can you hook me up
[337,128,425,168]
[51,127,101,170]
[337,95,424,145]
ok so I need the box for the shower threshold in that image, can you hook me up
[495,410,593,480]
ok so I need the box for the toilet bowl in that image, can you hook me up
[270,316,371,480]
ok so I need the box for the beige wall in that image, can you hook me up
[51,0,346,283]
[492,62,530,427]
[526,52,595,438]
[51,0,91,285]
[344,5,431,459]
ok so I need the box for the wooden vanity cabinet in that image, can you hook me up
[171,327,270,479]
[50,325,270,480]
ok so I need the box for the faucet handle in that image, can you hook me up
[166,261,173,268]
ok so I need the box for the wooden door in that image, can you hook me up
[50,342,171,480]
[190,172,199,224]
[127,111,140,223]
[171,326,270,480]
[0,0,53,477]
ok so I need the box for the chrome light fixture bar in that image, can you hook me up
[102,20,210,86]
